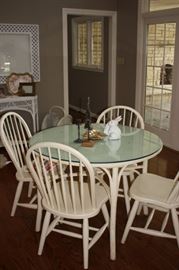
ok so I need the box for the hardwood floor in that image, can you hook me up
[0,146,179,270]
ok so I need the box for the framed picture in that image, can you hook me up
[6,72,33,95]
[19,82,35,96]
[0,24,40,84]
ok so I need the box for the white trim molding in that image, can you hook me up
[62,8,117,114]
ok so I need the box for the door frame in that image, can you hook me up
[62,8,117,114]
[135,1,179,150]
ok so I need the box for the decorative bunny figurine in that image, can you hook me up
[104,116,122,140]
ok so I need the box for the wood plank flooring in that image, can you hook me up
[0,146,179,270]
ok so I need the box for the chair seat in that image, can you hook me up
[121,171,179,247]
[130,173,175,206]
[16,166,33,182]
[43,180,109,218]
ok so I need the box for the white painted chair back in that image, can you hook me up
[0,111,31,175]
[57,114,73,126]
[96,105,144,214]
[0,112,41,232]
[41,105,65,130]
[27,142,102,216]
[97,105,144,129]
[26,142,109,269]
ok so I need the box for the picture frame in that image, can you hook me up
[0,24,40,84]
[19,82,35,96]
[6,72,33,95]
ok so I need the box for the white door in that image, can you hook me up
[137,12,179,151]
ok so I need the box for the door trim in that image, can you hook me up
[135,1,179,150]
[62,8,117,114]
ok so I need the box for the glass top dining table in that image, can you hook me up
[30,124,162,166]
[29,123,163,260]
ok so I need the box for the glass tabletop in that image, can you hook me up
[29,124,163,165]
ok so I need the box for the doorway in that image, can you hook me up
[136,5,179,151]
[62,8,117,115]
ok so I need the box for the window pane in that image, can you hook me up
[146,67,154,86]
[147,46,155,66]
[91,21,103,66]
[155,47,164,66]
[147,25,155,45]
[161,111,170,130]
[166,23,176,44]
[162,90,172,111]
[164,47,175,65]
[152,108,161,128]
[161,64,173,85]
[154,67,161,86]
[145,107,152,125]
[155,24,165,45]
[77,23,88,65]
[145,87,153,106]
[152,88,162,109]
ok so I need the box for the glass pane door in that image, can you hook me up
[144,22,176,131]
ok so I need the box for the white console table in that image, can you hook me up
[0,95,39,133]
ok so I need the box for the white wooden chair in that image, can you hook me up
[26,142,109,269]
[121,171,179,246]
[96,105,144,214]
[57,114,73,126]
[0,112,41,232]
[41,105,72,130]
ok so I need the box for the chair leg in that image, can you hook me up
[122,175,130,214]
[38,211,51,255]
[28,181,33,197]
[35,191,43,232]
[101,203,109,226]
[129,171,135,182]
[137,203,149,216]
[83,218,89,269]
[143,205,149,215]
[171,208,179,247]
[121,200,139,244]
[11,181,23,216]
[137,203,143,215]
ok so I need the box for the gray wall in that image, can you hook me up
[116,0,138,107]
[0,0,138,124]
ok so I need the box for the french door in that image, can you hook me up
[137,12,179,151]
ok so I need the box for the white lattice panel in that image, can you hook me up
[0,24,40,83]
